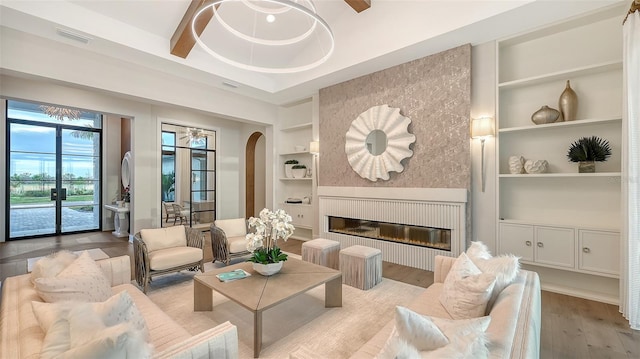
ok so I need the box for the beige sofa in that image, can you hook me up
[0,255,238,359]
[349,255,542,359]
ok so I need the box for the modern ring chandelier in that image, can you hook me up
[191,0,334,73]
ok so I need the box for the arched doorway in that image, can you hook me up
[246,132,266,218]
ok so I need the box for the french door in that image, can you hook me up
[6,101,102,239]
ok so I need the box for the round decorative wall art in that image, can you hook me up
[345,104,416,182]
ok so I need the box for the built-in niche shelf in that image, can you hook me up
[498,117,621,133]
[499,172,621,178]
[281,122,312,132]
[498,60,622,89]
[280,151,311,156]
[279,178,312,181]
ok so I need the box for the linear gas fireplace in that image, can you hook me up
[318,187,467,271]
[328,216,451,251]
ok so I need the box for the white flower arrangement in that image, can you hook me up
[245,208,295,263]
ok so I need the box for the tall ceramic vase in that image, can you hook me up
[558,80,578,122]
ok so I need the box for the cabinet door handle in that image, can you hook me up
[525,240,532,246]
[583,247,591,253]
[537,242,544,248]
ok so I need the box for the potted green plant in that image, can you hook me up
[567,136,611,173]
[291,164,307,179]
[245,208,295,276]
[284,159,298,178]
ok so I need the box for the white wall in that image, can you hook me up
[102,115,122,231]
[0,74,274,240]
[470,41,498,252]
[0,27,278,126]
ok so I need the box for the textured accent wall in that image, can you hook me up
[319,44,471,188]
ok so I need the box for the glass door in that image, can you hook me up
[60,128,101,233]
[8,122,57,237]
[6,100,102,239]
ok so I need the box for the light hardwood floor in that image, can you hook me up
[1,231,638,358]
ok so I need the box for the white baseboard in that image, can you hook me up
[541,283,619,305]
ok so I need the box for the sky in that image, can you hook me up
[8,102,101,179]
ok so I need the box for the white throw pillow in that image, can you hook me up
[466,241,520,311]
[35,294,151,359]
[34,251,112,303]
[30,250,78,285]
[440,253,496,319]
[40,317,71,359]
[394,306,448,351]
[377,309,491,359]
[67,305,152,359]
[421,332,489,359]
[33,291,148,338]
[375,327,421,359]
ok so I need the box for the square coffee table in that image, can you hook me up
[193,257,342,358]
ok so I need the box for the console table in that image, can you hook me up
[104,204,130,238]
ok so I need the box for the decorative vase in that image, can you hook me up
[531,105,560,125]
[284,164,295,178]
[252,261,283,276]
[578,161,596,173]
[508,156,525,174]
[524,159,549,174]
[292,168,306,179]
[558,80,578,121]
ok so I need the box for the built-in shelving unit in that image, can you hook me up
[276,99,314,240]
[495,4,625,304]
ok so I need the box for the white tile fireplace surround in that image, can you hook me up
[318,187,467,271]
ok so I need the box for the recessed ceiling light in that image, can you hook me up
[266,14,276,23]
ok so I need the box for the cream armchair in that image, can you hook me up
[210,218,251,265]
[133,225,204,293]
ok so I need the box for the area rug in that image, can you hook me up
[146,259,426,358]
[26,248,109,272]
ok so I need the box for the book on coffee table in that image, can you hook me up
[216,269,251,282]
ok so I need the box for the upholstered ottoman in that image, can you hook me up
[301,238,341,269]
[339,245,382,290]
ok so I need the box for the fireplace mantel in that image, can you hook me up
[318,186,468,271]
[317,187,467,203]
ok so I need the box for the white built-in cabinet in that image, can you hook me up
[496,5,625,303]
[277,99,314,239]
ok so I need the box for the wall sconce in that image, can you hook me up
[309,141,319,183]
[471,117,495,192]
[309,141,319,155]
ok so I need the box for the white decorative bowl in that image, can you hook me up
[524,159,549,174]
[252,262,283,276]
[508,156,525,174]
[292,168,306,178]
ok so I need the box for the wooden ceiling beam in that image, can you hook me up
[170,0,217,58]
[344,0,371,13]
